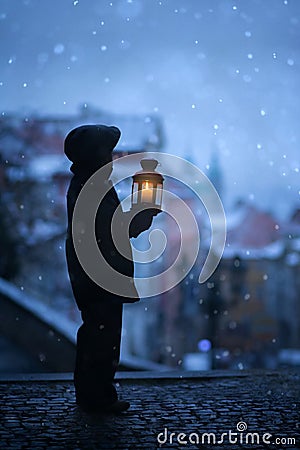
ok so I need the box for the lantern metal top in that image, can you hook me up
[132,158,164,183]
[140,158,158,171]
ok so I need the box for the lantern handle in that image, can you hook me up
[140,158,158,172]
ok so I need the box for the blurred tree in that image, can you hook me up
[0,195,19,280]
[0,156,20,280]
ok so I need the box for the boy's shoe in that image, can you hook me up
[77,399,130,414]
[104,400,130,414]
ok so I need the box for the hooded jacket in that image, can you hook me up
[64,125,139,308]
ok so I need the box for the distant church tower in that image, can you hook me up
[207,149,223,200]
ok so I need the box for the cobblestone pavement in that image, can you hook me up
[0,371,299,450]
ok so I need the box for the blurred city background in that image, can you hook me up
[0,0,299,373]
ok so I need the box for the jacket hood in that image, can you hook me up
[64,124,121,166]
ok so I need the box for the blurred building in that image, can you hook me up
[155,199,300,370]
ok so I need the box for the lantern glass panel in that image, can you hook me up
[155,183,163,206]
[132,182,139,204]
[141,181,154,203]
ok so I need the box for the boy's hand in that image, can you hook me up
[127,208,162,238]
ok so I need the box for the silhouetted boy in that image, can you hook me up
[64,125,158,413]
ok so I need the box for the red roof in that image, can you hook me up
[227,204,280,249]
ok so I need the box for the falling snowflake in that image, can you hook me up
[54,44,65,55]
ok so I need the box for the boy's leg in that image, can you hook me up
[74,301,123,409]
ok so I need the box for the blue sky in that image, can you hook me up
[1,0,299,218]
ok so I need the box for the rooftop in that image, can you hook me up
[0,370,299,449]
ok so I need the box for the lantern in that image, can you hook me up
[131,158,164,209]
